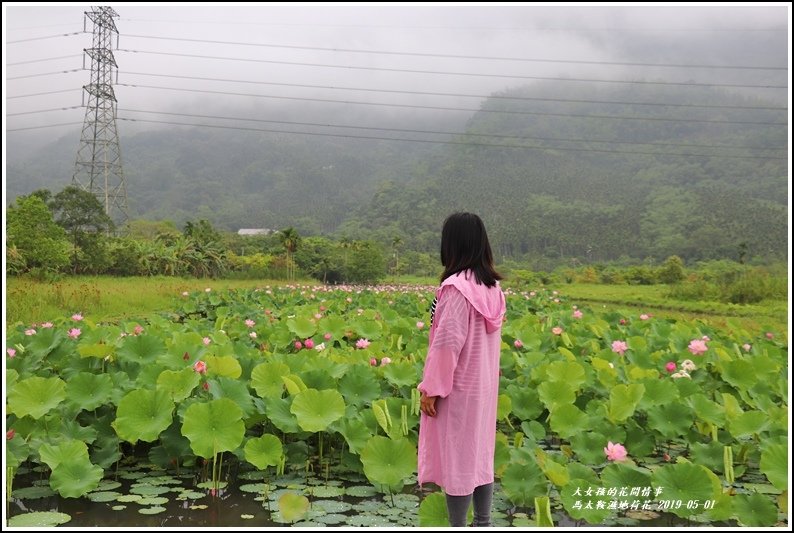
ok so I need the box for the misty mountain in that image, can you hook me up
[5,82,788,266]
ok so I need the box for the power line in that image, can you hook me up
[117,84,789,126]
[117,107,787,152]
[118,18,788,33]
[7,88,82,99]
[7,69,84,80]
[122,71,788,112]
[114,116,787,161]
[6,54,83,66]
[6,31,85,44]
[123,33,786,71]
[7,106,83,116]
[7,122,82,132]
[117,49,789,90]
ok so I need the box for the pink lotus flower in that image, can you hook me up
[24,329,36,336]
[314,313,323,320]
[742,343,751,352]
[380,357,392,366]
[7,348,16,358]
[294,341,303,350]
[249,332,257,339]
[356,338,371,349]
[687,339,708,356]
[514,339,523,349]
[324,332,332,340]
[766,332,774,340]
[304,338,315,349]
[619,319,627,325]
[72,313,83,321]
[416,321,425,329]
[193,360,207,374]
[203,337,211,346]
[202,381,210,391]
[370,358,378,366]
[245,319,255,328]
[7,429,15,441]
[611,340,628,356]
[133,325,144,335]
[665,361,677,373]
[572,310,583,319]
[319,306,326,312]
[639,314,649,321]
[702,336,711,341]
[68,328,81,339]
[604,441,628,462]
[41,322,53,328]
[552,327,563,335]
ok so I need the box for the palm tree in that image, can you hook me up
[278,227,301,281]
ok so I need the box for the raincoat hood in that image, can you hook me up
[439,270,506,333]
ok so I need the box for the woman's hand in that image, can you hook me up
[420,392,437,417]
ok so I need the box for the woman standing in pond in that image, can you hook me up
[417,212,506,527]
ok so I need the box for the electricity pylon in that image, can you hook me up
[72,6,128,226]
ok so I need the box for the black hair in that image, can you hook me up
[439,212,502,287]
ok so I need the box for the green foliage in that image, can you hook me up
[658,255,686,284]
[6,194,71,273]
[48,185,115,274]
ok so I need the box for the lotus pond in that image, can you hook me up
[5,284,789,527]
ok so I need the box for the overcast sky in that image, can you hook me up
[3,2,791,150]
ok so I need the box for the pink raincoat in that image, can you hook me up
[417,270,506,496]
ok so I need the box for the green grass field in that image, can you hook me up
[6,276,788,341]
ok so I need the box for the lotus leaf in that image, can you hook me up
[39,439,90,470]
[156,368,200,402]
[338,366,382,407]
[7,512,71,527]
[209,377,255,417]
[250,361,290,398]
[264,396,301,433]
[733,493,778,527]
[117,334,165,365]
[49,457,103,498]
[360,435,416,489]
[382,362,417,387]
[286,316,317,339]
[277,492,310,523]
[332,416,372,454]
[113,389,175,443]
[645,402,693,439]
[8,376,66,419]
[760,442,787,491]
[729,410,770,438]
[181,398,245,458]
[607,383,645,422]
[205,355,242,378]
[650,462,718,518]
[549,403,589,439]
[559,479,613,524]
[537,380,576,410]
[499,461,547,507]
[244,434,283,470]
[290,388,346,432]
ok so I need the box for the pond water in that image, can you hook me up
[8,462,739,528]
